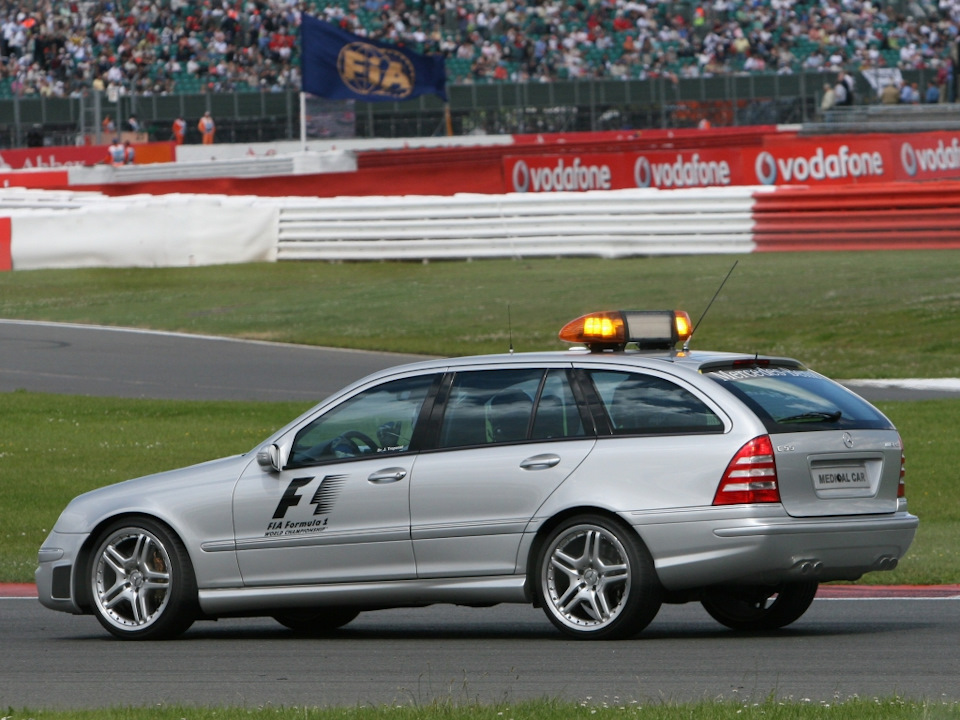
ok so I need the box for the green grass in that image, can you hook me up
[0,392,953,585]
[1,251,959,378]
[2,698,959,720]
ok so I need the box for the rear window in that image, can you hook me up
[702,364,893,433]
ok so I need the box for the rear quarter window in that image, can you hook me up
[585,369,723,436]
[702,365,893,433]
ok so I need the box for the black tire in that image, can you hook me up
[272,607,360,635]
[701,581,819,631]
[87,518,198,640]
[535,514,662,640]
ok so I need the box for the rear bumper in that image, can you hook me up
[628,508,919,590]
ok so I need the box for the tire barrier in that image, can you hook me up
[275,187,759,261]
[0,190,277,270]
[752,182,960,251]
[3,182,960,270]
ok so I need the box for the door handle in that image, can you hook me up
[368,468,407,484]
[520,454,561,470]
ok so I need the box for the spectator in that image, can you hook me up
[838,72,855,106]
[880,81,901,104]
[833,76,849,106]
[925,81,940,104]
[198,111,215,145]
[106,138,124,165]
[123,140,135,165]
[820,83,837,113]
[900,81,920,104]
[0,1,959,96]
[26,123,43,147]
[172,116,186,145]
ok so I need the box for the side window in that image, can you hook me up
[288,374,435,467]
[531,369,587,440]
[438,369,543,449]
[586,370,722,435]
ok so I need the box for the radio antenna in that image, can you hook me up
[687,260,738,351]
[508,304,514,354]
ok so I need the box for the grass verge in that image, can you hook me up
[2,251,960,378]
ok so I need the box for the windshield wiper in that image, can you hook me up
[777,410,842,424]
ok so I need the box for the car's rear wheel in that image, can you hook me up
[272,607,360,635]
[88,518,198,640]
[536,514,662,640]
[701,581,819,631]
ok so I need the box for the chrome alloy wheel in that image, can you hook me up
[543,522,632,632]
[92,526,172,631]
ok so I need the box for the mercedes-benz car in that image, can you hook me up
[36,310,918,640]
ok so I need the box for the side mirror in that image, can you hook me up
[256,443,282,472]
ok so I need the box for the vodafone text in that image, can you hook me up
[634,154,731,188]
[755,146,885,184]
[512,158,612,192]
[900,139,960,176]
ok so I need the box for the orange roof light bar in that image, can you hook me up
[673,311,693,342]
[558,311,626,346]
[559,310,692,351]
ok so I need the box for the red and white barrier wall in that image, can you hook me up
[752,182,960,251]
[3,182,960,269]
[0,192,277,270]
[3,125,960,269]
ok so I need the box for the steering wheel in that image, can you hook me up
[338,430,379,455]
[293,430,380,464]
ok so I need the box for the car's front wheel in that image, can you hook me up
[87,518,198,640]
[701,581,819,631]
[535,514,662,640]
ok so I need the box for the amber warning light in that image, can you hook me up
[559,310,693,351]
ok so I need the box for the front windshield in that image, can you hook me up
[703,365,893,433]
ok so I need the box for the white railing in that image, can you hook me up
[1,186,762,270]
[275,187,758,260]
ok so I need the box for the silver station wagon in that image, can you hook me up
[36,310,918,640]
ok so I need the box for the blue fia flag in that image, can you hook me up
[300,14,447,103]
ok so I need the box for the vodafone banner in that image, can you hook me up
[504,149,747,193]
[503,132,960,193]
[893,131,960,181]
[745,137,891,186]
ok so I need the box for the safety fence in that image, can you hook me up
[4,182,960,271]
[0,189,276,271]
[752,182,960,251]
[275,188,760,261]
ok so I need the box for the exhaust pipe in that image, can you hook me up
[876,556,899,571]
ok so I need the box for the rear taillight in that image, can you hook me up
[713,435,780,505]
[898,434,906,498]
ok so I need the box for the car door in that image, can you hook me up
[409,366,596,578]
[232,373,438,587]
[537,364,734,517]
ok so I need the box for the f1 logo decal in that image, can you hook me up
[272,475,347,519]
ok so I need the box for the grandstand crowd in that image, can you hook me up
[1,0,959,100]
